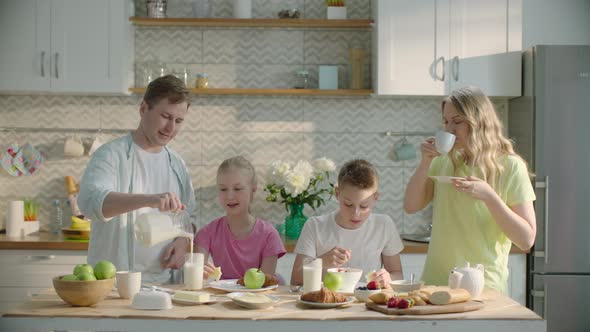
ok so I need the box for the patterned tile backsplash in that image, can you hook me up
[0,94,507,235]
[0,0,508,238]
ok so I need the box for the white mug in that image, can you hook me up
[88,135,104,156]
[116,271,142,299]
[64,136,85,157]
[435,131,456,154]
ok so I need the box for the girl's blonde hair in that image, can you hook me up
[217,155,258,188]
[443,86,521,187]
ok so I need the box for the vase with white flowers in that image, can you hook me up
[264,158,336,239]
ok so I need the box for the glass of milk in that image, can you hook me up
[184,253,204,290]
[302,258,322,293]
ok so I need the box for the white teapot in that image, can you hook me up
[448,262,485,298]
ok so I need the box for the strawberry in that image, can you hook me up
[387,297,399,308]
[396,298,410,309]
[366,280,379,290]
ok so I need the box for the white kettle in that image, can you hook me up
[448,262,485,298]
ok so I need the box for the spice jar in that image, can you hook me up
[195,73,209,88]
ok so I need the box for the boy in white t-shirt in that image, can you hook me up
[290,159,404,288]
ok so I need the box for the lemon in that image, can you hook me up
[209,266,222,281]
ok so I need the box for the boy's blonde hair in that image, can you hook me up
[217,155,257,187]
[337,159,378,189]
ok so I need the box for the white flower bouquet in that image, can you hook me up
[264,157,336,211]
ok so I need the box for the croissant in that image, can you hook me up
[301,287,347,303]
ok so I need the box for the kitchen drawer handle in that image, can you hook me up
[40,51,45,77]
[25,255,56,261]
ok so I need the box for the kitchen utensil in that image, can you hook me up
[449,262,485,298]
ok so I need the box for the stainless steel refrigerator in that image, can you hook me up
[508,45,590,332]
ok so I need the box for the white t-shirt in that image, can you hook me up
[132,143,180,282]
[294,210,404,274]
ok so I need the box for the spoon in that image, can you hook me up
[410,272,414,285]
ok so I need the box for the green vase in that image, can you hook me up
[285,202,307,240]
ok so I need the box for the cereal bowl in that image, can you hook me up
[353,287,381,302]
[389,279,424,293]
[326,268,362,293]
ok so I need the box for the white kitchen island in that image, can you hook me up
[0,287,545,332]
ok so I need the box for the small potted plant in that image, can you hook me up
[326,0,346,20]
[23,198,40,235]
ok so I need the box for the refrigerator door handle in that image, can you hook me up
[534,176,549,263]
[531,289,546,318]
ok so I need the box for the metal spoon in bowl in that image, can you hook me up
[410,272,414,285]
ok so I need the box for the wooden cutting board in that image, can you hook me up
[366,300,484,315]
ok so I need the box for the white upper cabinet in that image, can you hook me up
[0,0,133,94]
[372,0,522,96]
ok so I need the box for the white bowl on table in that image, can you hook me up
[326,268,362,293]
[389,279,424,293]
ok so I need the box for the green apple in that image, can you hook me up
[77,272,97,281]
[93,260,116,280]
[323,272,342,291]
[243,268,265,289]
[61,274,79,281]
[73,263,94,276]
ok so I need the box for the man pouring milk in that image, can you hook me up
[78,75,197,283]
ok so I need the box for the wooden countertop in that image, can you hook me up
[0,232,528,254]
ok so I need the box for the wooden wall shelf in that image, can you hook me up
[129,17,373,29]
[129,87,373,96]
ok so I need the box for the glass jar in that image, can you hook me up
[135,210,193,247]
[294,69,309,89]
[195,73,209,88]
[285,202,307,239]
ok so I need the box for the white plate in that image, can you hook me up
[172,296,218,306]
[429,176,465,183]
[297,296,355,309]
[208,279,279,293]
[227,292,281,309]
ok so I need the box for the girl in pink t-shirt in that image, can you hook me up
[195,156,286,280]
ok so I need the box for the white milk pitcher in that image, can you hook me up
[448,262,485,298]
[135,211,194,247]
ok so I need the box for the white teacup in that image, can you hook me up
[64,135,85,157]
[116,271,142,299]
[435,131,456,154]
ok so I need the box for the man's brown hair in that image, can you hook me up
[143,74,190,108]
[337,159,378,189]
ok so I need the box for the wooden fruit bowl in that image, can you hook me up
[53,276,114,306]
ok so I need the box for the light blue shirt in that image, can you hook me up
[78,134,197,282]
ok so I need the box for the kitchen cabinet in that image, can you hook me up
[0,0,133,94]
[0,250,87,312]
[372,0,522,96]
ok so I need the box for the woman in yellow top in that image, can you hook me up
[404,86,536,293]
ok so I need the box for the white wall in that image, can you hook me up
[523,0,590,49]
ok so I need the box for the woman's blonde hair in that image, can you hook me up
[443,86,520,187]
[217,155,257,188]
